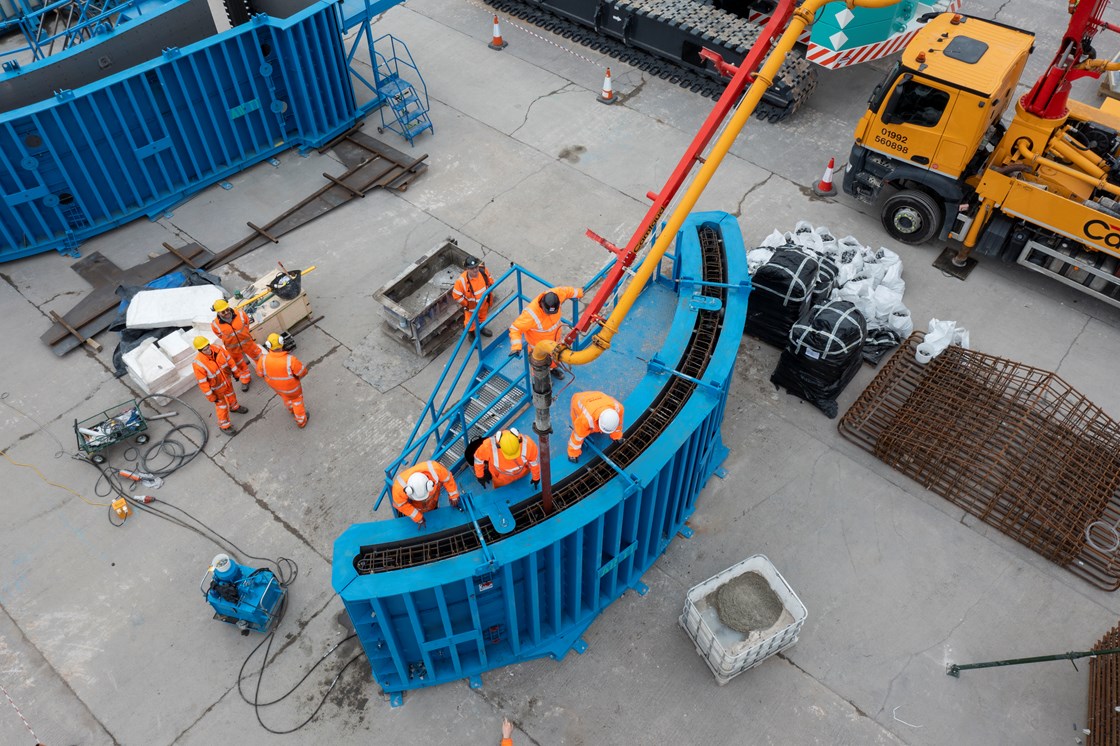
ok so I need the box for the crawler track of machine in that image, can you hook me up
[484,0,817,122]
[356,225,727,573]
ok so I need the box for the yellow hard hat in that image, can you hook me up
[499,429,521,458]
[266,333,282,350]
[193,336,210,351]
[212,299,230,313]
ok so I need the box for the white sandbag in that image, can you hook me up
[760,230,787,249]
[815,225,839,256]
[792,221,823,254]
[888,306,914,338]
[834,277,875,323]
[870,285,904,324]
[126,286,226,330]
[747,248,775,275]
[917,318,971,362]
[835,243,865,287]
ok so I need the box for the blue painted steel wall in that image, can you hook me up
[0,2,357,262]
[333,212,751,697]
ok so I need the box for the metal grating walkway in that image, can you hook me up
[436,372,526,469]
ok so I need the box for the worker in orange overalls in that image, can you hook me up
[211,299,262,392]
[508,286,583,379]
[255,333,309,428]
[474,428,541,488]
[192,336,248,435]
[452,257,495,341]
[392,460,461,525]
[568,391,624,462]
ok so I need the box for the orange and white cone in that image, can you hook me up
[597,67,615,105]
[488,15,507,50]
[813,156,836,197]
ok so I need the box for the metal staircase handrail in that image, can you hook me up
[373,262,613,512]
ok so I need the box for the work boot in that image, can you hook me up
[480,327,493,338]
[568,455,579,464]
[467,331,475,343]
[550,368,565,380]
[241,381,250,392]
[298,413,309,429]
[234,405,249,414]
[221,426,237,436]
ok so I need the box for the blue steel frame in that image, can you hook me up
[0,0,415,263]
[333,212,751,703]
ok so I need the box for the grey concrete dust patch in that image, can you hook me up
[344,326,434,392]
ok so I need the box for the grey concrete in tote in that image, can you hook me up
[3,0,1120,743]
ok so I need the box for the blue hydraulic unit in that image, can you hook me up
[333,211,751,705]
[202,553,285,634]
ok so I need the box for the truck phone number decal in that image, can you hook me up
[874,129,909,155]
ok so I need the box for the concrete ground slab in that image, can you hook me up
[6,0,1120,743]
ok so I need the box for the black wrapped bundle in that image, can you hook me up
[811,255,838,308]
[746,248,819,347]
[770,300,866,418]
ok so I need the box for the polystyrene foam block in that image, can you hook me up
[154,366,197,398]
[126,286,226,330]
[136,345,176,389]
[158,330,193,364]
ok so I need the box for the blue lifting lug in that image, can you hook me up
[631,580,650,596]
[251,12,268,24]
[572,638,589,654]
[161,47,180,59]
[53,89,74,101]
[678,524,695,539]
[2,59,19,73]
[468,675,483,689]
[389,692,404,708]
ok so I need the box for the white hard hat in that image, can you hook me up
[405,472,434,499]
[598,408,620,434]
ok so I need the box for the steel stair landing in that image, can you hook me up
[437,371,526,470]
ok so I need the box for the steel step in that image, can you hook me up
[437,372,526,469]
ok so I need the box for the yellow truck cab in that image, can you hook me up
[844,13,1034,243]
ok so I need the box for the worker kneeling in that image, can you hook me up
[474,428,541,489]
[392,461,460,526]
[508,286,583,380]
[255,333,309,428]
[568,391,624,462]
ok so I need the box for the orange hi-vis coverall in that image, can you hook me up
[392,461,460,524]
[256,349,308,428]
[474,433,541,488]
[451,266,495,332]
[508,287,583,358]
[211,307,262,385]
[193,347,241,431]
[568,391,624,459]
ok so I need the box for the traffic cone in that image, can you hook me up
[813,157,836,197]
[488,15,507,50]
[597,67,615,105]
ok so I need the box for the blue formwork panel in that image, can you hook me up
[0,1,357,262]
[333,212,752,698]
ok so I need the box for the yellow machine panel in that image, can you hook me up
[902,15,1034,96]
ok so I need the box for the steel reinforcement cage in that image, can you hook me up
[332,212,751,702]
[0,1,366,262]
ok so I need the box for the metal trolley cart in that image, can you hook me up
[74,400,150,464]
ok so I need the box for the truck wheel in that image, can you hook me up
[881,190,943,244]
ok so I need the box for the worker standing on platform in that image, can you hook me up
[210,299,262,392]
[192,336,248,435]
[255,333,309,429]
[452,256,495,340]
[392,460,461,526]
[474,428,541,489]
[508,286,583,379]
[568,391,624,462]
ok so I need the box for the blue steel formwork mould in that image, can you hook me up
[0,0,423,263]
[333,212,751,704]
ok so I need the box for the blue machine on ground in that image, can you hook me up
[203,553,286,634]
[333,211,750,705]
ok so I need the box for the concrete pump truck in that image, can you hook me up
[842,0,1120,308]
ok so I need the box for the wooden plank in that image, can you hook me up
[50,310,103,352]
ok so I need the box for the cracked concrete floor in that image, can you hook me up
[4,0,1120,744]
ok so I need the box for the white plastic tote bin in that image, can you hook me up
[679,554,807,685]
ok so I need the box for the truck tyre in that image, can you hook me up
[881,189,943,244]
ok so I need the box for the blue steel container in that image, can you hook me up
[333,212,751,703]
[0,2,357,262]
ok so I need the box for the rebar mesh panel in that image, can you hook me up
[1088,621,1120,746]
[840,333,1120,590]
